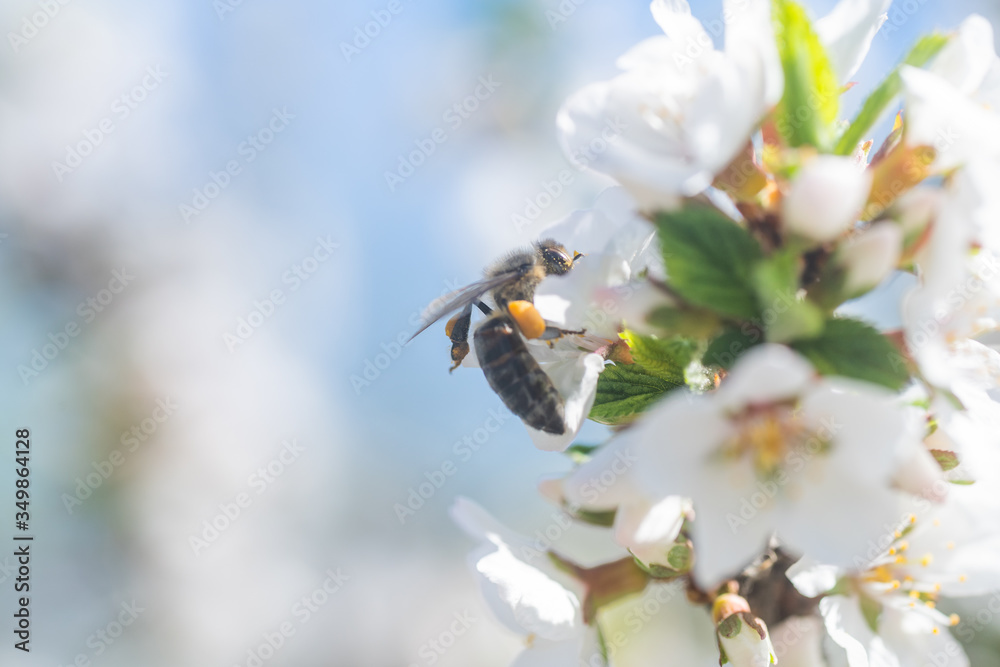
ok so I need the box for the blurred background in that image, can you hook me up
[2,0,999,665]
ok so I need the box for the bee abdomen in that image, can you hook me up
[475,316,566,435]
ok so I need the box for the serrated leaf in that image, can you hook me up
[589,363,682,425]
[655,206,763,320]
[834,33,950,156]
[772,0,840,149]
[790,317,911,389]
[703,327,762,370]
[619,331,695,384]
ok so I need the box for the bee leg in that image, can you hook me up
[540,324,587,342]
[475,301,493,316]
[507,301,548,339]
[445,303,474,372]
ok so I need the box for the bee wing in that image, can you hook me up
[407,272,518,342]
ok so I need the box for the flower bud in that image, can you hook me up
[782,156,873,244]
[837,222,903,296]
[713,594,777,667]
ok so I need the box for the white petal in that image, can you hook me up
[878,607,969,667]
[451,496,535,552]
[450,498,585,641]
[476,545,582,641]
[838,223,903,296]
[526,353,605,452]
[786,558,840,597]
[714,344,815,411]
[900,66,1000,170]
[815,0,891,83]
[929,14,997,96]
[782,156,872,244]
[820,595,879,667]
[770,616,829,667]
[615,495,687,564]
[650,0,710,49]
[510,628,600,667]
[724,0,783,105]
[563,440,644,511]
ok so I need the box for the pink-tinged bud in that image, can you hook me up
[782,156,873,244]
[838,222,903,296]
[713,594,777,667]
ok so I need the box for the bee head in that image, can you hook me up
[536,239,581,276]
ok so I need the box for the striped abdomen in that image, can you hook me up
[475,315,565,435]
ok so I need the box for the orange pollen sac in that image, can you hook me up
[508,300,547,339]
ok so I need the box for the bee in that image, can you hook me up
[409,239,583,435]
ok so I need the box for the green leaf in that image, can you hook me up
[834,33,950,156]
[645,305,722,339]
[619,331,695,384]
[790,317,911,389]
[655,206,763,320]
[772,0,840,149]
[589,363,682,425]
[703,327,762,370]
[751,250,825,342]
[930,449,959,472]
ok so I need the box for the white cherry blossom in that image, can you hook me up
[556,0,782,210]
[629,344,924,586]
